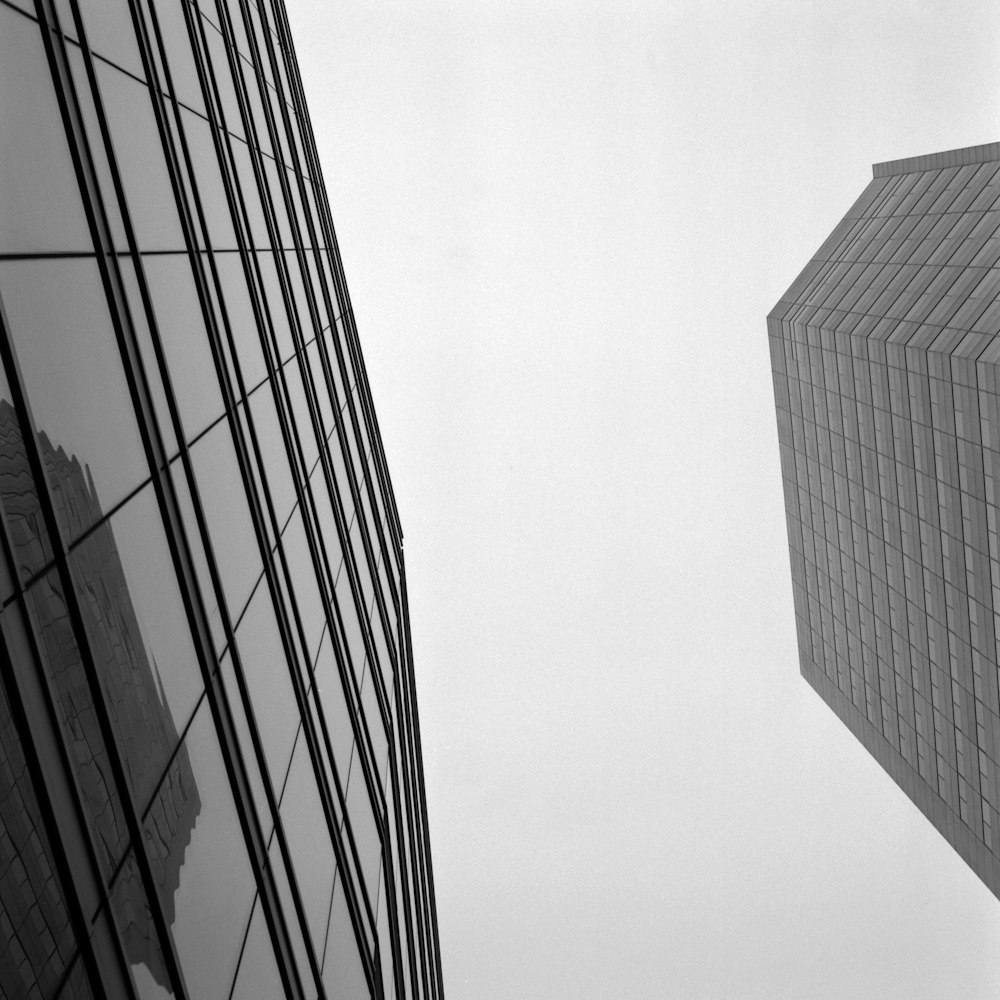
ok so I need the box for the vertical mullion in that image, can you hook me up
[399,564,444,1000]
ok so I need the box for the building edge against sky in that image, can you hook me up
[0,1,443,999]
[769,142,1000,901]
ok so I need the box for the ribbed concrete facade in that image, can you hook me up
[770,143,1000,897]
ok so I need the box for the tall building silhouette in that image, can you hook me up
[770,142,1000,898]
[0,1,443,998]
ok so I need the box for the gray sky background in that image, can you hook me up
[289,2,1000,997]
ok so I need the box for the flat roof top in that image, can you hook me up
[873,141,1000,177]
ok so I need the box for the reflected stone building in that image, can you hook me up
[770,142,1000,898]
[0,2,443,999]
[0,400,200,997]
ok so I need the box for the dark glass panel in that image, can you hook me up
[248,381,296,530]
[301,255,329,344]
[218,650,271,838]
[283,361,319,475]
[268,545,311,691]
[166,458,227,654]
[281,251,312,339]
[228,897,284,1000]
[0,9,93,254]
[311,630,354,787]
[144,699,255,1000]
[278,732,335,955]
[374,558,399,658]
[359,663,389,789]
[261,73,292,169]
[255,252,296,362]
[262,156,292,248]
[345,749,382,901]
[232,577,299,791]
[69,484,204,814]
[0,672,78,1000]
[322,874,370,1000]
[335,564,366,687]
[280,508,325,663]
[371,605,396,700]
[327,427,357,530]
[179,107,238,250]
[283,168,309,246]
[188,417,262,625]
[349,518,376,626]
[17,574,130,879]
[231,137,270,249]
[288,116,314,183]
[213,254,269,394]
[0,257,151,519]
[308,456,344,591]
[0,360,48,588]
[302,189,326,260]
[117,259,180,464]
[96,61,186,250]
[323,255,347,327]
[267,836,313,995]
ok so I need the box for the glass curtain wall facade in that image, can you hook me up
[0,1,443,999]
[769,142,1000,900]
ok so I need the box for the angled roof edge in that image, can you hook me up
[873,141,1000,178]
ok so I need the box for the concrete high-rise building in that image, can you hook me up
[770,142,1000,899]
[0,1,443,998]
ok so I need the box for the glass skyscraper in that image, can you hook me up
[770,142,1000,900]
[0,1,443,998]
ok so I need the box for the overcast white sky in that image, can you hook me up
[288,2,1000,997]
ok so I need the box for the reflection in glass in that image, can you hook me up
[0,400,55,583]
[70,486,204,813]
[112,853,175,998]
[0,672,79,1000]
[55,958,96,1000]
[147,701,255,1000]
[0,258,151,516]
[0,413,201,993]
